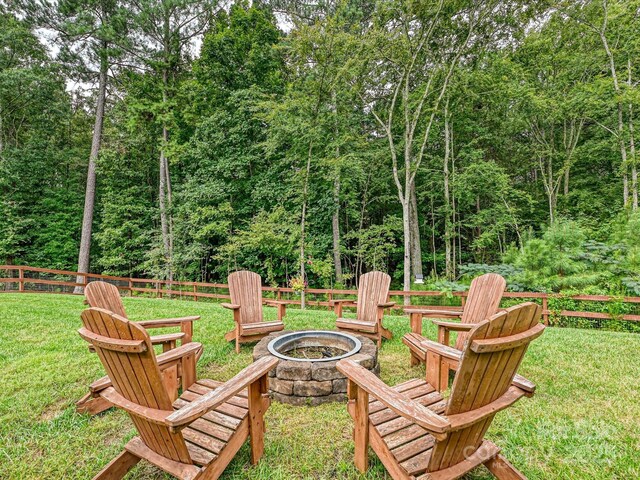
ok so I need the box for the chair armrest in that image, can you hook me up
[513,374,536,395]
[156,342,203,368]
[263,300,286,306]
[337,359,450,440]
[264,300,287,321]
[331,299,357,317]
[405,308,463,318]
[137,316,200,328]
[431,320,477,332]
[100,387,172,425]
[221,303,241,310]
[165,356,278,431]
[377,302,396,309]
[420,338,463,362]
[329,299,357,305]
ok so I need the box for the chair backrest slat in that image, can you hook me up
[228,271,263,324]
[85,281,127,318]
[456,273,506,350]
[356,271,391,323]
[80,308,192,464]
[427,302,542,472]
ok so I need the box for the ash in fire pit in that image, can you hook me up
[253,330,378,406]
[286,346,344,360]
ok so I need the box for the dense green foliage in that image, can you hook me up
[2,1,640,297]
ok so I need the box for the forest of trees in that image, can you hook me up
[2,0,640,298]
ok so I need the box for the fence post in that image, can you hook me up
[156,281,162,299]
[18,266,24,292]
[328,291,333,311]
[128,279,133,297]
[193,284,198,302]
[542,296,549,326]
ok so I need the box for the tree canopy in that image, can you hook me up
[2,0,640,298]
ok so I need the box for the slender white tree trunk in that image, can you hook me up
[443,105,453,280]
[630,117,637,210]
[600,28,629,207]
[75,52,107,291]
[300,142,313,309]
[332,175,343,284]
[409,185,423,280]
[331,91,343,284]
[402,196,411,305]
[159,63,174,282]
[628,60,638,210]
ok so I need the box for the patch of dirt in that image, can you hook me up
[40,399,67,421]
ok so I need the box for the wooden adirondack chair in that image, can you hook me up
[222,271,286,353]
[338,302,544,480]
[403,273,506,391]
[79,307,278,480]
[331,271,395,347]
[78,280,201,415]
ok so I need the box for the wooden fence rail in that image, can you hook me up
[2,265,640,326]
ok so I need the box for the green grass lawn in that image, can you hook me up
[0,293,639,479]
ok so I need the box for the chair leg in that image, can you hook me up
[93,450,140,479]
[484,454,527,480]
[380,325,393,340]
[409,351,421,367]
[235,335,241,354]
[248,376,268,465]
[76,392,113,416]
[426,351,446,392]
[440,359,450,391]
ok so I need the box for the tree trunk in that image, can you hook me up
[548,154,556,223]
[564,166,569,195]
[75,51,107,291]
[628,61,638,210]
[331,90,343,284]
[159,63,173,282]
[409,185,423,280]
[443,106,453,280]
[332,175,343,284]
[159,144,171,274]
[402,196,411,305]
[300,142,313,309]
[430,198,437,276]
[630,112,637,209]
[600,29,629,207]
[354,173,371,283]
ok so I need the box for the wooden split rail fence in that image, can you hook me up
[2,265,640,327]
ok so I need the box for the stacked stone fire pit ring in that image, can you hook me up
[253,330,379,406]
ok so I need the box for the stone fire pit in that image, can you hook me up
[253,330,379,406]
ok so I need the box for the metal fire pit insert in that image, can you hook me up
[267,330,362,362]
[253,330,379,406]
